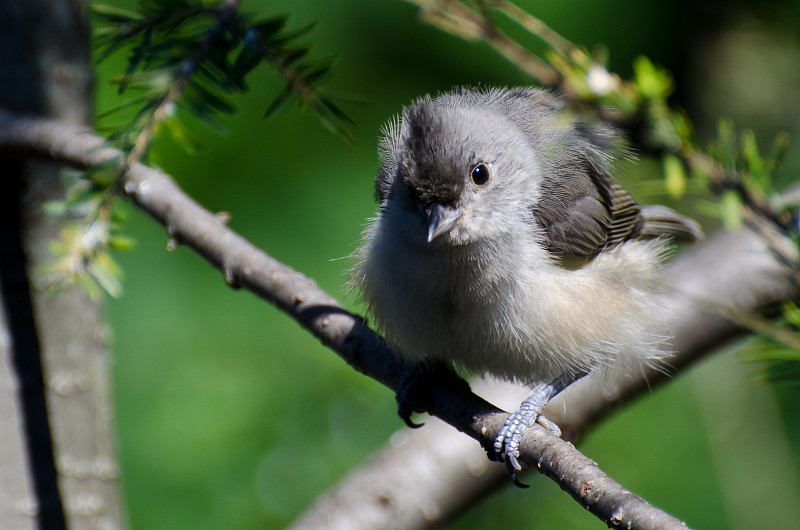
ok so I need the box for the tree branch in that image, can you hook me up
[407,0,566,92]
[288,217,799,528]
[3,110,795,528]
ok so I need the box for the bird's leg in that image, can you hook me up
[396,360,471,428]
[494,370,588,478]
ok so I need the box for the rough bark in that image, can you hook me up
[0,1,124,528]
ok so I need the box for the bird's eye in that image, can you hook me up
[470,163,491,186]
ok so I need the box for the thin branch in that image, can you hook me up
[680,145,791,230]
[291,224,799,529]
[0,110,697,528]
[406,0,565,91]
[87,0,244,275]
[491,0,582,61]
[408,0,797,237]
[122,0,242,168]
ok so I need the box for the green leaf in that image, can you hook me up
[109,235,136,251]
[769,132,791,169]
[263,21,317,46]
[97,94,156,119]
[162,116,202,152]
[79,276,103,302]
[302,61,334,84]
[720,189,743,229]
[91,3,142,22]
[264,83,296,118]
[740,129,770,190]
[662,153,686,199]
[743,340,800,362]
[320,97,354,124]
[716,118,736,171]
[782,301,800,330]
[633,55,672,99]
[93,0,355,168]
[252,15,289,36]
[88,251,124,298]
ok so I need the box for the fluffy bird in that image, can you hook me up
[351,87,700,476]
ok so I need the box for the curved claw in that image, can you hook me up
[506,454,522,473]
[396,392,424,428]
[396,378,424,428]
[496,411,557,488]
[395,361,468,429]
[395,365,426,427]
[510,468,530,489]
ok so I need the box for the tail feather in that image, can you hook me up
[639,205,703,242]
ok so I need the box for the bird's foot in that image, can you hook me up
[493,383,565,487]
[395,361,469,429]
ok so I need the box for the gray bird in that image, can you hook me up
[351,87,701,478]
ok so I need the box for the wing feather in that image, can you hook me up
[534,161,643,258]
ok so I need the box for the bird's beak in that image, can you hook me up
[427,203,459,243]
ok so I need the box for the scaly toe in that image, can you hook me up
[536,414,561,437]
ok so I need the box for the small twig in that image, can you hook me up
[406,0,564,90]
[123,0,242,169]
[0,110,688,528]
[93,0,243,247]
[410,0,796,245]
[492,0,581,61]
[680,145,790,229]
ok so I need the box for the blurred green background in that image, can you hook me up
[94,0,800,528]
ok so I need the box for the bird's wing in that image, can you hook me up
[532,160,642,258]
[483,87,642,258]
